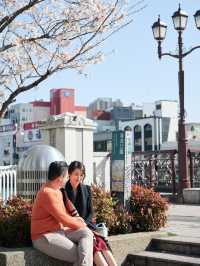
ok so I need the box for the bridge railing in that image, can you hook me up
[188,149,200,188]
[132,148,200,194]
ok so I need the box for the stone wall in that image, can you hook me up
[0,232,166,266]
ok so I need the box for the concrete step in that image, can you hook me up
[149,237,200,257]
[160,192,179,203]
[125,251,200,266]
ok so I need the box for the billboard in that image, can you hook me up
[23,122,42,143]
[0,124,16,136]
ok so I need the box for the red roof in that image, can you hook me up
[93,111,111,120]
[75,106,87,112]
[31,101,50,107]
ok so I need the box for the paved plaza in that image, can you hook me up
[162,204,200,238]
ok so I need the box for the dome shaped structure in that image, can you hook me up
[18,144,65,172]
[17,145,65,201]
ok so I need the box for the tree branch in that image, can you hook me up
[0,0,44,33]
[0,69,52,117]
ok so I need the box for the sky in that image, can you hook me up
[17,0,200,122]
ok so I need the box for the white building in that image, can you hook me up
[94,100,179,153]
[119,100,178,152]
[6,101,50,126]
[154,100,178,118]
[7,103,34,126]
[0,120,44,166]
[186,123,200,140]
[1,101,49,165]
[142,100,178,118]
[31,101,50,122]
[119,117,163,152]
[0,120,17,165]
[161,123,200,151]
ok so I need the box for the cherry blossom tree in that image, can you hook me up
[0,0,145,117]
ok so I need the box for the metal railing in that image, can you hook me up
[0,165,17,202]
[0,166,49,202]
[132,149,200,194]
[17,170,48,201]
[188,149,200,188]
[132,150,177,194]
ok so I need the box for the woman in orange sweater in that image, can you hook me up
[31,161,93,266]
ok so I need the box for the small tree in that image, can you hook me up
[0,0,146,117]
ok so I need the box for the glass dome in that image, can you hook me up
[18,144,65,171]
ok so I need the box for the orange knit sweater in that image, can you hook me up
[31,185,83,241]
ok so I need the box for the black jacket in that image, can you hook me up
[64,181,93,225]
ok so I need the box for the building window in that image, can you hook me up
[50,130,56,147]
[134,125,142,152]
[4,149,10,156]
[144,124,152,151]
[156,104,161,110]
[94,141,107,152]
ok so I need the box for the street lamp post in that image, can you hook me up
[152,5,200,192]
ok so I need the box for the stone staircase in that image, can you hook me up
[124,236,200,265]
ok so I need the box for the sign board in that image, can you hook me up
[124,130,133,204]
[0,124,16,136]
[111,160,124,192]
[23,122,43,143]
[24,128,42,143]
[111,129,133,206]
[112,131,125,160]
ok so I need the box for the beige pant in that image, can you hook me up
[33,228,93,266]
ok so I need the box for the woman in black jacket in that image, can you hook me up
[65,161,117,266]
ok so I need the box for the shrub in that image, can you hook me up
[109,203,133,235]
[91,185,116,230]
[91,185,133,235]
[0,197,32,248]
[0,185,169,248]
[130,185,169,232]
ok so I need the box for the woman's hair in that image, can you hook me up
[68,161,86,179]
[48,161,68,181]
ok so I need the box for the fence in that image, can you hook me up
[0,165,17,202]
[0,166,50,202]
[188,149,200,188]
[132,148,200,194]
[17,170,48,201]
[2,148,200,202]
[132,150,177,193]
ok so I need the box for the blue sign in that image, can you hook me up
[64,91,70,97]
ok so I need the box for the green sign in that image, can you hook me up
[112,129,133,206]
[112,131,125,160]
